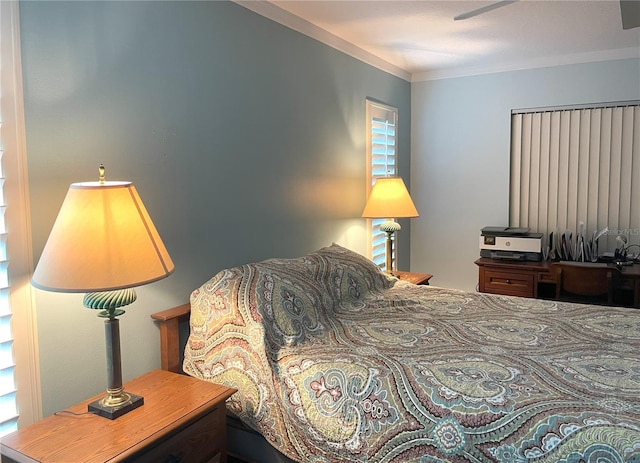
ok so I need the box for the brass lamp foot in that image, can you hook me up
[88,392,144,419]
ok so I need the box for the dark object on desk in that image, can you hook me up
[552,262,620,305]
[480,226,531,236]
[597,252,617,263]
[598,253,636,267]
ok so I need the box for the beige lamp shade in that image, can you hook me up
[32,181,174,293]
[362,177,419,219]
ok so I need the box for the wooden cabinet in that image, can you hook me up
[395,271,433,285]
[0,369,236,463]
[476,258,554,298]
[481,268,534,297]
[475,258,550,297]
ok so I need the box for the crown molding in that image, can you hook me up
[411,47,640,83]
[234,1,411,82]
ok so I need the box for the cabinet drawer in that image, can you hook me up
[483,270,534,297]
[134,405,225,463]
[538,271,556,284]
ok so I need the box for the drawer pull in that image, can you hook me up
[506,279,511,284]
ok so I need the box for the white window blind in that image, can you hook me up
[366,100,398,270]
[510,102,640,256]
[0,147,16,436]
[0,91,17,439]
[0,2,17,433]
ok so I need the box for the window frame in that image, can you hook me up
[1,0,42,429]
[365,99,398,271]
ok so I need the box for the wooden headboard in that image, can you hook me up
[150,303,191,373]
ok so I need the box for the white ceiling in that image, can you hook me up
[238,0,640,82]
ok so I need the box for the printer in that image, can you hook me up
[480,226,543,261]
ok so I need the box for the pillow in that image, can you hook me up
[313,243,394,309]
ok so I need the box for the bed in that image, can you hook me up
[152,243,640,462]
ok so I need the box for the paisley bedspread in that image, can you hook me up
[183,244,640,462]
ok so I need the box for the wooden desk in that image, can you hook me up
[475,258,640,307]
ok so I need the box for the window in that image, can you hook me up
[0,128,14,437]
[0,0,41,432]
[365,99,398,270]
[510,102,640,257]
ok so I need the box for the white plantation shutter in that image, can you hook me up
[366,100,398,270]
[0,5,17,435]
[0,158,16,436]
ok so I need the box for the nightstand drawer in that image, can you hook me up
[482,270,534,297]
[135,405,225,463]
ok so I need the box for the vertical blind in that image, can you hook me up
[510,102,640,254]
[366,100,398,270]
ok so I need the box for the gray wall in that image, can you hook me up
[410,58,640,291]
[19,0,411,416]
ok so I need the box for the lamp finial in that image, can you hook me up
[99,164,105,184]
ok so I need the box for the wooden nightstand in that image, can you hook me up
[394,270,433,285]
[1,369,236,463]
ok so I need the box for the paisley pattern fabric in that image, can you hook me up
[183,244,640,462]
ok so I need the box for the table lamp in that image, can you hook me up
[362,176,419,274]
[31,165,174,419]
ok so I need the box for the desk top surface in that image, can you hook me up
[475,257,640,277]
